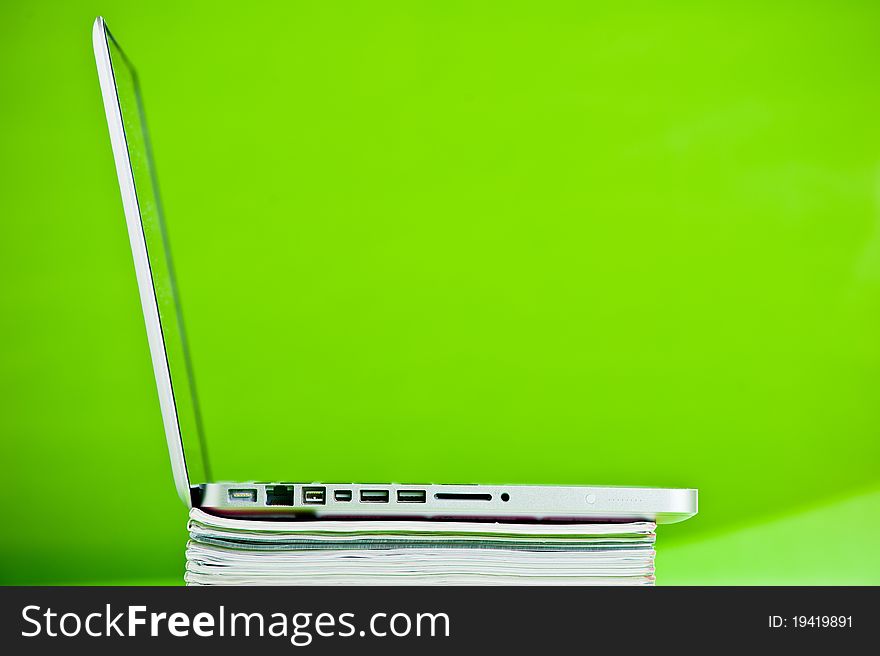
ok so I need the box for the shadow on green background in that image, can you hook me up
[2,0,879,584]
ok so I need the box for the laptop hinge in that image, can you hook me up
[190,485,204,508]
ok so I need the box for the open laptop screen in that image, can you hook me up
[99,21,210,488]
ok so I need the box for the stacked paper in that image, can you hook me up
[186,509,656,585]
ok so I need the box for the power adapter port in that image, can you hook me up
[228,488,257,503]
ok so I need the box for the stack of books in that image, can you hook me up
[185,509,657,585]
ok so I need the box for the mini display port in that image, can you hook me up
[397,489,427,503]
[266,485,295,506]
[360,489,390,503]
[302,487,326,505]
[334,490,352,502]
[228,488,257,503]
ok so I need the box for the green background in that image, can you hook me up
[2,0,879,584]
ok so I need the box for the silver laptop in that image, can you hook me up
[92,16,697,524]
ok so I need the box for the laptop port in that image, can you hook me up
[434,492,493,501]
[397,489,426,503]
[228,488,257,503]
[334,490,352,502]
[302,487,326,505]
[266,485,295,506]
[360,489,389,503]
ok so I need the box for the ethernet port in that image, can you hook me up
[266,485,295,506]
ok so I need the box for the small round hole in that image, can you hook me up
[500,493,510,502]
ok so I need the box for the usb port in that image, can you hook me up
[397,489,426,503]
[228,488,257,503]
[334,490,352,502]
[360,489,389,503]
[302,487,326,505]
